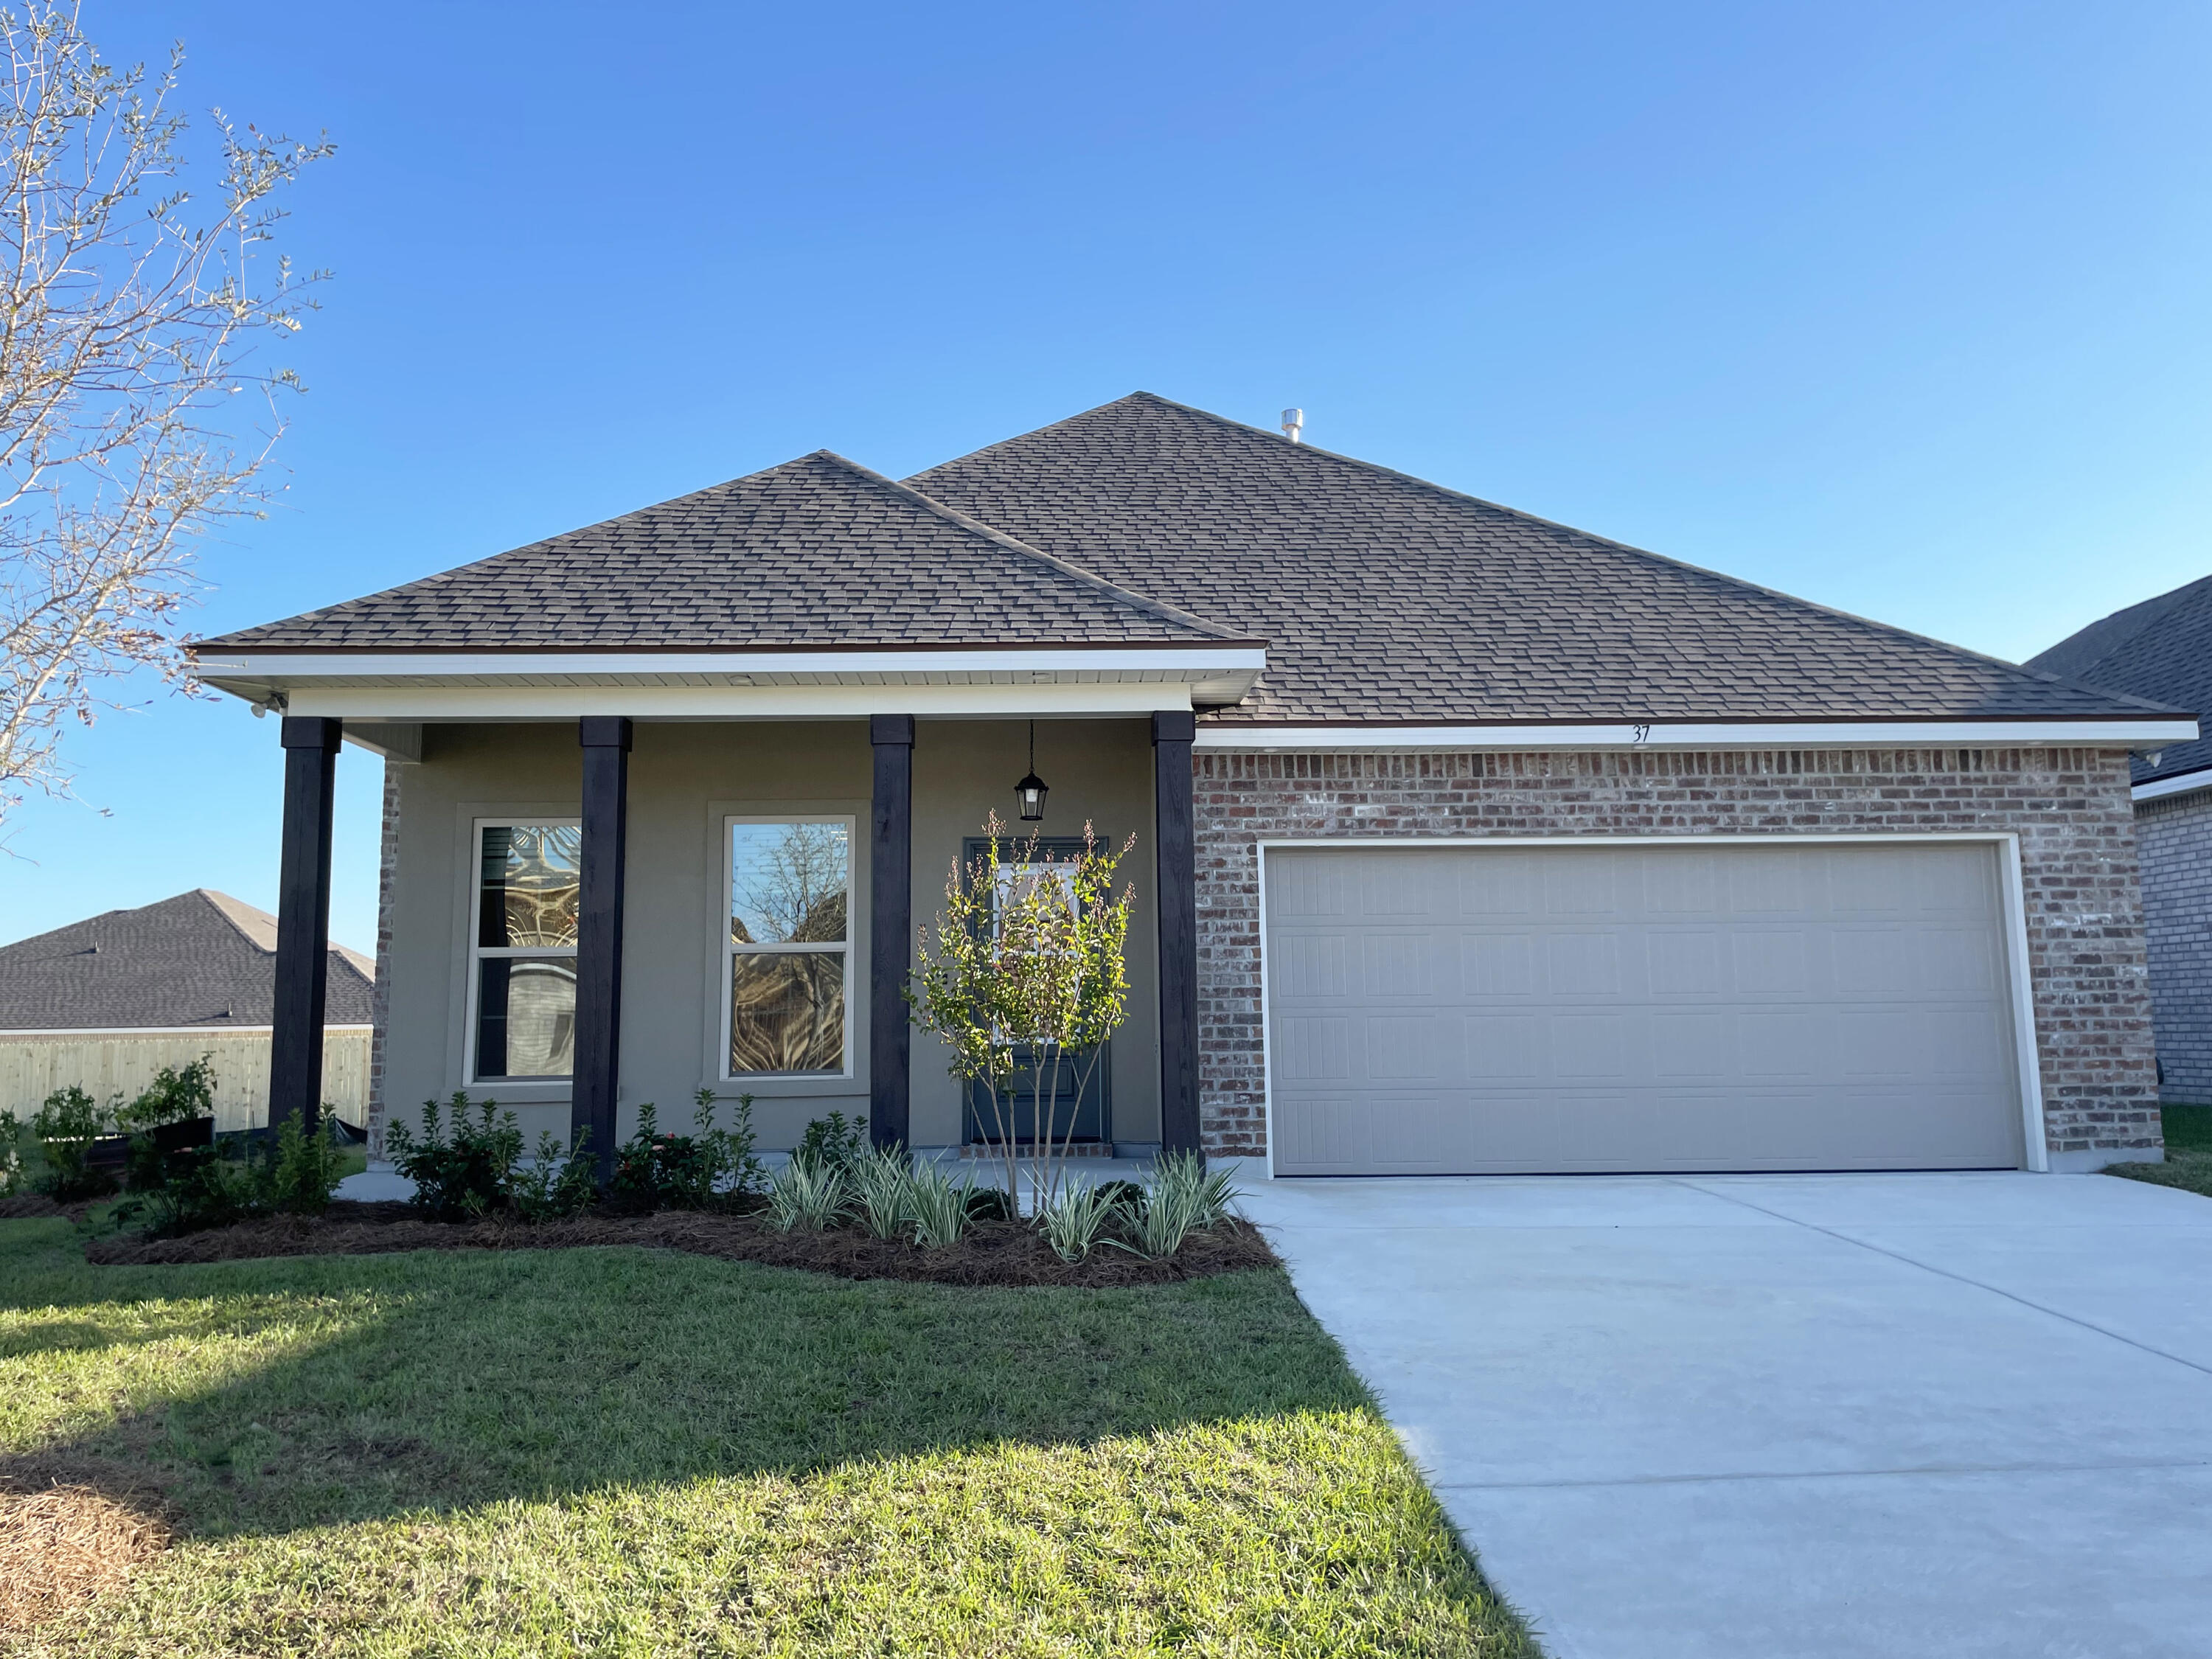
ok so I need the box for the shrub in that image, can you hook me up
[265,1114,346,1217]
[907,1161,976,1248]
[1038,1179,1122,1263]
[30,1085,116,1201]
[386,1093,525,1220]
[1151,1150,1240,1228]
[793,1110,864,1173]
[609,1092,764,1213]
[0,1110,24,1197]
[510,1130,599,1222]
[846,1143,915,1240]
[767,1156,851,1232]
[115,1056,217,1133]
[963,1183,1015,1223]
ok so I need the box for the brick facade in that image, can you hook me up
[1193,745,2161,1164]
[2136,785,2212,1105]
[366,759,401,1155]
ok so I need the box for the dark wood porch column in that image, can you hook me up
[270,716,343,1134]
[869,714,915,1150]
[1152,711,1200,1156]
[573,717,632,1179]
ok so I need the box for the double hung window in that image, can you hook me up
[725,817,853,1077]
[470,821,581,1081]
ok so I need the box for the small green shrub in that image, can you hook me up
[30,1085,117,1201]
[267,1113,346,1216]
[386,1093,525,1220]
[116,1055,218,1132]
[511,1130,599,1221]
[794,1110,865,1172]
[1038,1179,1122,1263]
[767,1156,851,1232]
[609,1091,765,1212]
[1110,1155,1239,1261]
[963,1183,1015,1222]
[907,1162,976,1248]
[846,1143,916,1240]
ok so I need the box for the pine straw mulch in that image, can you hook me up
[82,1201,1280,1287]
[0,1458,170,1637]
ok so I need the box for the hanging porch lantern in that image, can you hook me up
[1015,720,1048,822]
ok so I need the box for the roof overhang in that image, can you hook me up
[2134,765,2212,804]
[1194,717,2203,751]
[191,644,1268,721]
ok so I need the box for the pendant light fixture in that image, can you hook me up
[1015,721,1048,822]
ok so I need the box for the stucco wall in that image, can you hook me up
[2136,785,2212,1104]
[375,717,1158,1152]
[1192,745,2162,1166]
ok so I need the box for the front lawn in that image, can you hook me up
[0,1218,1533,1657]
[2104,1104,2212,1197]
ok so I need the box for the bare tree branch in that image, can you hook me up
[0,1,330,826]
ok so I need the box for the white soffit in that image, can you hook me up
[1194,719,2203,751]
[2134,766,2212,804]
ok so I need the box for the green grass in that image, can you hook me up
[0,1218,1533,1658]
[2104,1104,2212,1197]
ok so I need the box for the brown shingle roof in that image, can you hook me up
[204,450,1251,653]
[908,393,2169,725]
[0,891,374,1032]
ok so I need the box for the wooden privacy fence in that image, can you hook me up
[0,1028,372,1132]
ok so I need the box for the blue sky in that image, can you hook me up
[4,0,2207,950]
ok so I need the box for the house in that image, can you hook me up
[2030,574,2212,1107]
[188,394,2196,1175]
[0,889,375,1129]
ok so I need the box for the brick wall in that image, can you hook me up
[366,759,401,1155]
[1194,745,2160,1163]
[2136,785,2212,1105]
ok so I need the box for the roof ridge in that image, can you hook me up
[810,448,1259,644]
[2030,570,2212,684]
[195,888,281,953]
[938,392,2181,717]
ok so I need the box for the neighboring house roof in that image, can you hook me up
[2028,573,2212,785]
[0,891,375,1032]
[198,392,2177,729]
[910,394,2173,726]
[204,450,1253,652]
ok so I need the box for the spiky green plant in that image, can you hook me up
[906,1161,978,1248]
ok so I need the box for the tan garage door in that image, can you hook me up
[1264,841,2026,1175]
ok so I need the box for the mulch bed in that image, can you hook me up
[81,1200,1280,1287]
[0,1194,98,1222]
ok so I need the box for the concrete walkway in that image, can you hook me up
[1232,1169,2212,1659]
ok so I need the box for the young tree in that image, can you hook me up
[0,2,329,827]
[910,812,1135,1216]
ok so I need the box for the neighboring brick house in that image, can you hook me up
[0,890,375,1128]
[189,394,2194,1175]
[2032,576,2212,1106]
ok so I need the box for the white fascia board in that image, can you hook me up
[277,681,1199,721]
[197,646,1266,680]
[1194,719,2203,751]
[2133,766,2212,804]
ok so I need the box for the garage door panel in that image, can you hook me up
[1267,843,2025,1176]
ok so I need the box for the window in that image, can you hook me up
[725,818,853,1077]
[470,821,580,1082]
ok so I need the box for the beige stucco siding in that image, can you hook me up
[378,717,1158,1152]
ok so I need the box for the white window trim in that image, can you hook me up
[720,813,859,1084]
[1252,832,2048,1180]
[463,815,582,1090]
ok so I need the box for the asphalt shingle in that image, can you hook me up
[2029,574,2212,783]
[0,891,374,1031]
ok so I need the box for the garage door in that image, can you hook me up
[1264,841,2026,1175]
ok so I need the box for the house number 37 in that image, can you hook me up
[1630,723,1652,744]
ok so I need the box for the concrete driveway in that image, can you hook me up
[1232,1169,2212,1659]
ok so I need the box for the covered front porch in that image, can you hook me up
[236,706,1209,1166]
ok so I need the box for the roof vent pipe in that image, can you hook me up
[1281,407,1304,443]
